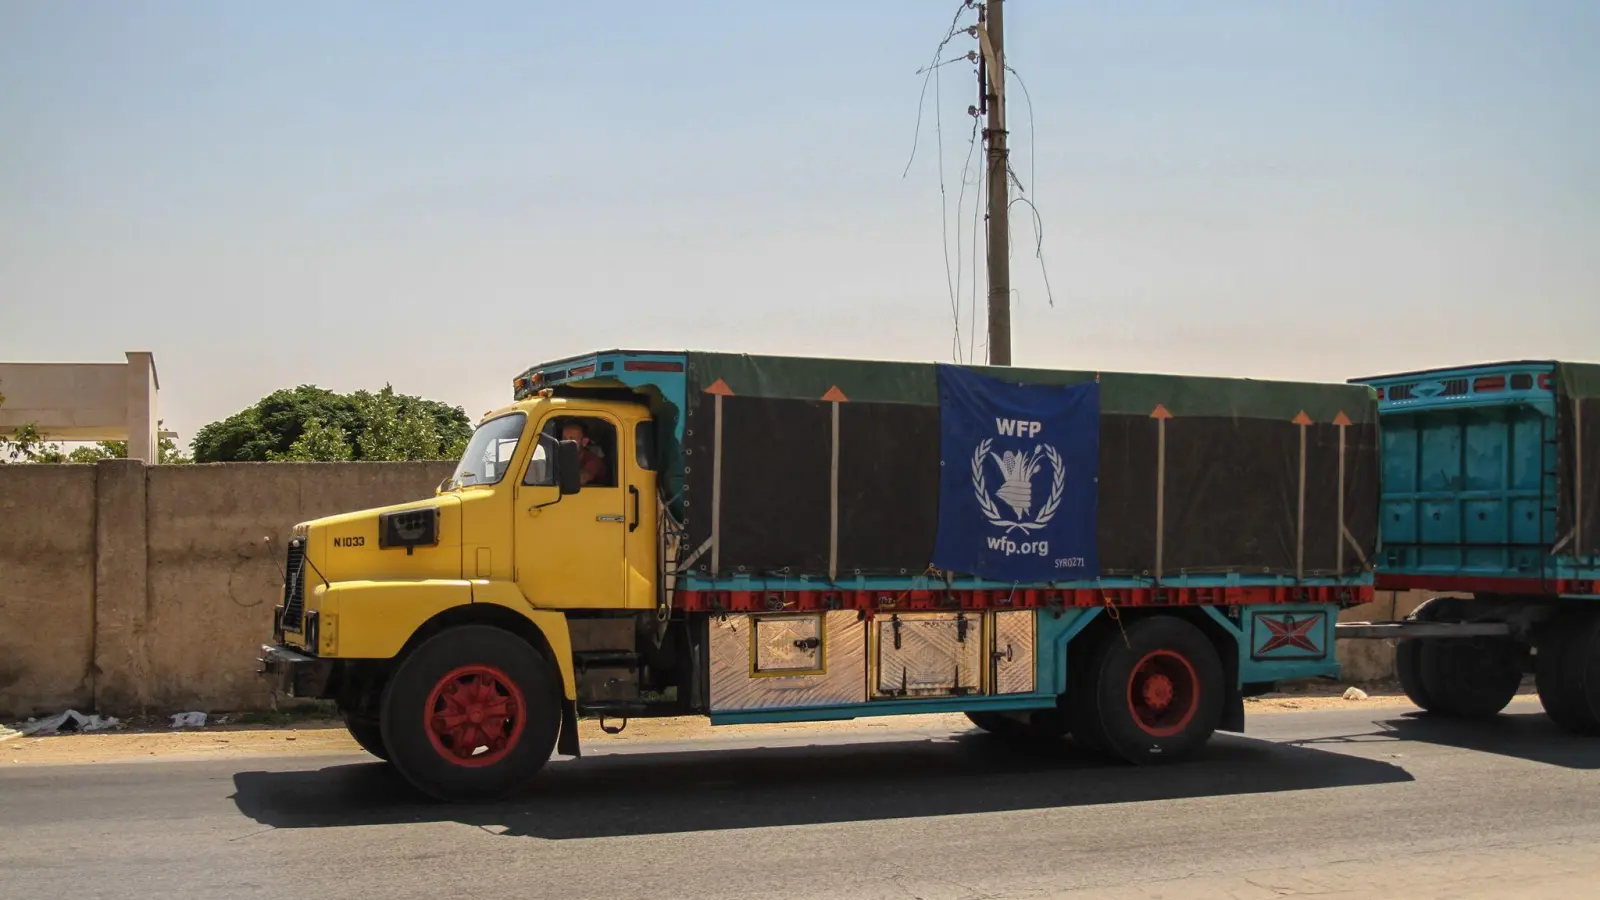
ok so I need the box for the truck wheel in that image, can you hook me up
[965,709,1068,742]
[1537,616,1600,736]
[1418,636,1524,719]
[344,714,389,761]
[380,625,562,802]
[1067,632,1111,754]
[1396,598,1446,711]
[1074,616,1225,764]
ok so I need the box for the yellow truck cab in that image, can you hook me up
[263,389,659,799]
[261,349,1374,802]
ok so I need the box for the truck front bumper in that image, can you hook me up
[258,644,335,699]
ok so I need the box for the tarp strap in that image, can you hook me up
[1551,530,1574,557]
[1577,397,1585,558]
[711,393,724,575]
[1336,422,1346,574]
[680,536,713,573]
[1155,416,1167,583]
[1342,525,1369,567]
[1297,422,1308,582]
[828,400,841,581]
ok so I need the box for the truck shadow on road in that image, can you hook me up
[1291,708,1600,770]
[230,728,1410,839]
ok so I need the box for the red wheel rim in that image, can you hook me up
[1126,650,1199,738]
[424,664,527,767]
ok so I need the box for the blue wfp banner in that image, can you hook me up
[931,365,1100,582]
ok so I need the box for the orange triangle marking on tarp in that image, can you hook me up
[1293,411,1314,425]
[821,386,849,402]
[704,379,734,396]
[1332,411,1353,427]
[1149,404,1173,420]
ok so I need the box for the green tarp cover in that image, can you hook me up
[677,352,1380,580]
[685,353,1376,422]
[1556,362,1600,400]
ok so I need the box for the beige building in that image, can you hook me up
[0,351,160,462]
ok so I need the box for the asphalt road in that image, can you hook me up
[4,697,1600,900]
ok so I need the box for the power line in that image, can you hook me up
[1009,195,1055,308]
[904,1,979,363]
[1006,64,1038,205]
[901,1,977,179]
[972,153,984,364]
[934,60,962,362]
[1002,62,1055,309]
[954,115,981,363]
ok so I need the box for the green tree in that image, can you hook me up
[267,417,355,461]
[351,385,469,461]
[192,384,470,462]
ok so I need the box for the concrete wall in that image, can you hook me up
[0,466,97,712]
[0,460,454,716]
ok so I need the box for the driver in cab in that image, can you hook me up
[560,421,608,486]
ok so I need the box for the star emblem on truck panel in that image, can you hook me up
[1259,615,1320,653]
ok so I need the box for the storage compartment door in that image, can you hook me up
[992,611,1036,694]
[752,613,823,675]
[874,614,983,698]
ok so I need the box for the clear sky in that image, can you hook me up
[2,1,1596,445]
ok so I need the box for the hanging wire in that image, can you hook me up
[902,1,977,179]
[1009,195,1055,308]
[1005,64,1039,203]
[903,2,979,363]
[1003,63,1055,308]
[935,62,966,362]
[975,174,986,364]
[953,115,981,364]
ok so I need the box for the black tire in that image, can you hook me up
[1074,616,1225,764]
[965,709,1069,742]
[1418,636,1524,719]
[1396,598,1446,711]
[965,711,1027,737]
[1537,616,1600,735]
[1066,630,1111,754]
[344,714,389,761]
[380,625,562,802]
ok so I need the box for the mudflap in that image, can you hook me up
[1219,686,1245,733]
[557,698,581,758]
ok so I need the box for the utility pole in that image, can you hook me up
[978,0,1010,365]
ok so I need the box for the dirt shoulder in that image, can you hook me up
[1,682,1457,768]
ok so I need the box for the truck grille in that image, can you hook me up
[281,537,308,631]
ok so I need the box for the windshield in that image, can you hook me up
[447,413,527,489]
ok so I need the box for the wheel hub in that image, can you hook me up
[425,664,527,768]
[1142,673,1175,710]
[1127,649,1200,738]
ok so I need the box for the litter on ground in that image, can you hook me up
[0,710,121,742]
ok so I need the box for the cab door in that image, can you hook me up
[514,411,627,609]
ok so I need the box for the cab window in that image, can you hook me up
[450,413,526,487]
[523,415,619,488]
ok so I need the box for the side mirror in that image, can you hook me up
[556,439,583,495]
